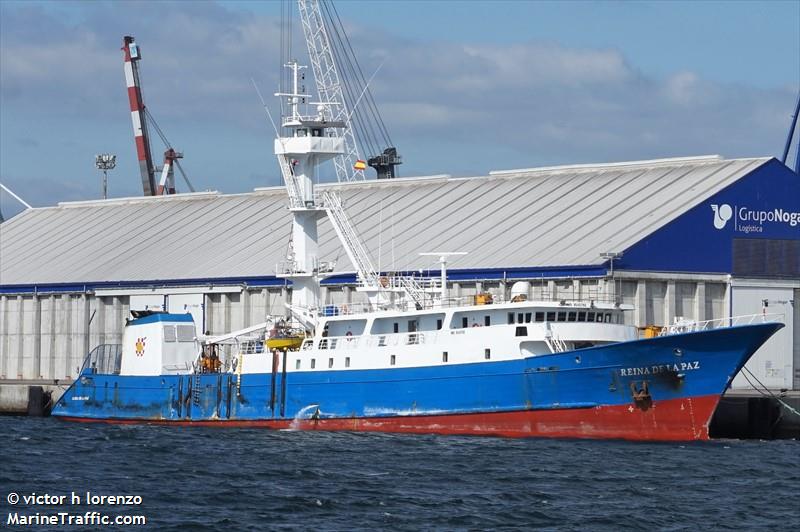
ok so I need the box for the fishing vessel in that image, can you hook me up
[52,60,784,441]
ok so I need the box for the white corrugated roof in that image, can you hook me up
[0,155,769,285]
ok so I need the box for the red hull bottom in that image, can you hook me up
[55,394,720,441]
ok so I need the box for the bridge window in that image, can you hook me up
[525,312,532,323]
[393,323,399,333]
[508,312,514,325]
[517,313,524,324]
[437,319,443,330]
[484,315,491,326]
[535,312,544,322]
[578,312,586,321]
[568,312,577,322]
[546,312,556,322]
[557,312,567,322]
[462,317,469,328]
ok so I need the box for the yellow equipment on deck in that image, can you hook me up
[266,320,305,351]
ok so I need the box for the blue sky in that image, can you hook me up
[1,0,798,219]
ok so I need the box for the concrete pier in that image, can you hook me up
[0,380,69,416]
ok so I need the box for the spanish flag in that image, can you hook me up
[354,160,367,170]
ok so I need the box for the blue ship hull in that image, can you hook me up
[52,322,782,440]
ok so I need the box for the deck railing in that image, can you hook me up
[80,344,123,375]
[658,313,783,336]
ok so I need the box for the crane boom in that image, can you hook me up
[122,36,157,196]
[297,0,364,182]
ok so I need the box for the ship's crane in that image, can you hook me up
[295,0,402,180]
[121,36,193,196]
[278,1,423,311]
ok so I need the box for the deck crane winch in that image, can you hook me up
[121,36,193,196]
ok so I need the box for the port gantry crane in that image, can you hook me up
[121,36,194,196]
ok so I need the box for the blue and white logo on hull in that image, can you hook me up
[711,204,732,230]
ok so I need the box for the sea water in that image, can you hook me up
[1,417,797,531]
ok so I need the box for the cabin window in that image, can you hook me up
[546,312,556,322]
[517,313,524,324]
[605,313,612,323]
[311,359,316,369]
[484,316,491,326]
[567,312,577,322]
[328,358,334,369]
[319,339,328,350]
[345,357,350,368]
[295,360,301,370]
[535,312,544,322]
[587,312,595,322]
[485,348,491,360]
[297,128,307,137]
[442,352,448,363]
[525,312,532,323]
[557,312,567,322]
[390,355,396,366]
[578,311,586,322]
[437,319,443,330]
[508,312,515,325]
[164,326,176,343]
[177,325,195,342]
[515,326,527,337]
[393,323,399,333]
[462,317,469,328]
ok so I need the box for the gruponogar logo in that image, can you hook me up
[712,203,800,233]
[711,204,733,230]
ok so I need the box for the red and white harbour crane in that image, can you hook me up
[121,36,192,196]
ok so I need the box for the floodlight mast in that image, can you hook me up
[95,154,117,199]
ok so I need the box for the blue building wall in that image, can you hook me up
[618,159,800,274]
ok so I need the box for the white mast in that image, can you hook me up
[274,61,344,330]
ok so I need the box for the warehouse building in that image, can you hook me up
[1,155,798,420]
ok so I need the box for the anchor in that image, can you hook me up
[630,380,653,411]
